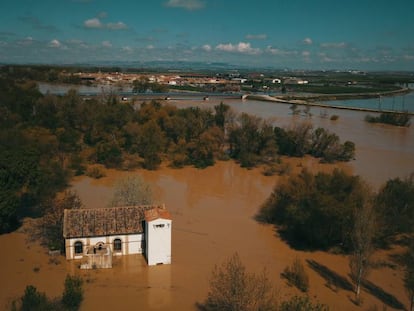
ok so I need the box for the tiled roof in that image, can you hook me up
[63,205,167,238]
[144,207,172,222]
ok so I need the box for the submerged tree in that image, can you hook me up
[258,169,369,251]
[404,241,414,311]
[349,198,376,304]
[375,174,414,238]
[198,253,277,311]
[40,190,83,251]
[19,285,51,311]
[214,102,230,130]
[62,275,84,311]
[109,175,153,207]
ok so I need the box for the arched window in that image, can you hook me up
[74,241,83,254]
[113,238,122,252]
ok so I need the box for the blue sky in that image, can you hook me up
[0,0,413,70]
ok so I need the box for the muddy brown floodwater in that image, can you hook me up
[1,100,413,310]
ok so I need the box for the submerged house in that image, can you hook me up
[63,204,172,268]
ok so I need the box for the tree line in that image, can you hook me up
[0,77,355,233]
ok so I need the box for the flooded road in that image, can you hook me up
[1,99,413,310]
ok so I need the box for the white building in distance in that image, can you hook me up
[63,204,172,268]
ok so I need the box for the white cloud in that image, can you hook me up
[245,34,267,40]
[202,44,212,52]
[102,40,112,48]
[122,46,133,53]
[303,37,313,45]
[321,42,347,49]
[18,37,34,46]
[84,17,128,30]
[67,39,88,48]
[107,22,127,30]
[147,45,155,49]
[165,0,205,10]
[49,39,61,48]
[84,18,103,29]
[265,46,297,56]
[215,42,260,54]
[318,52,334,62]
[68,39,83,44]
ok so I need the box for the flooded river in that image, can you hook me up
[170,98,414,189]
[1,97,413,310]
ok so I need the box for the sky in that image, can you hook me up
[0,0,413,70]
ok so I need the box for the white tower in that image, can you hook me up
[145,206,172,266]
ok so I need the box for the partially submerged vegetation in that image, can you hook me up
[258,169,414,307]
[365,111,411,127]
[258,170,414,251]
[11,275,84,311]
[0,77,354,233]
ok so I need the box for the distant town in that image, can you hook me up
[2,65,413,96]
[65,68,414,95]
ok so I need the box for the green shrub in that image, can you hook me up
[62,275,84,311]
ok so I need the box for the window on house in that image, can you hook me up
[154,224,165,228]
[113,238,122,252]
[74,241,83,254]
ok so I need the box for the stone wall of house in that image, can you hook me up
[65,233,144,260]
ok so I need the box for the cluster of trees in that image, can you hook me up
[365,112,411,127]
[0,79,70,233]
[259,169,414,251]
[0,65,83,84]
[258,169,368,250]
[258,169,414,305]
[11,275,83,311]
[0,76,354,233]
[274,124,355,163]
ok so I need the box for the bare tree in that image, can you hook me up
[349,198,376,304]
[404,240,414,311]
[109,175,153,207]
[198,253,277,311]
